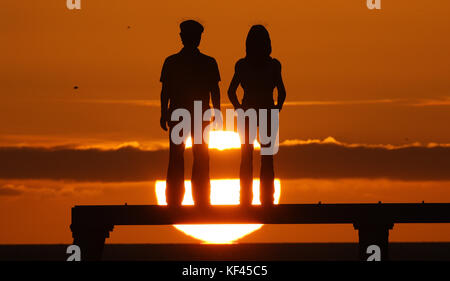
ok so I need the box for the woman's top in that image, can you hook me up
[234,57,282,109]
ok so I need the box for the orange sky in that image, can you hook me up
[1,0,450,145]
[2,178,450,244]
[1,1,450,244]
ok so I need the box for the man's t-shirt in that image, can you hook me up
[160,48,220,112]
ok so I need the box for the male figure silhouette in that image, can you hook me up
[228,25,286,206]
[160,20,221,207]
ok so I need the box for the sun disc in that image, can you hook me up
[185,130,260,150]
[155,179,281,243]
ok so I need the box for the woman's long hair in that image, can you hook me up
[245,25,272,64]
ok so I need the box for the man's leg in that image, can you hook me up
[192,142,211,206]
[191,119,211,207]
[166,127,186,206]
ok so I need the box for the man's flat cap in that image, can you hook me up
[180,20,204,34]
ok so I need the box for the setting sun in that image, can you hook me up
[185,130,260,150]
[157,130,278,243]
[155,179,281,244]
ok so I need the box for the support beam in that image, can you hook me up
[70,203,450,260]
[70,224,113,261]
[353,222,393,261]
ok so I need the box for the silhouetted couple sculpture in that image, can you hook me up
[160,20,286,207]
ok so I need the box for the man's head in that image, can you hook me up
[180,20,204,49]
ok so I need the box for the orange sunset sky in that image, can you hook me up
[1,0,450,244]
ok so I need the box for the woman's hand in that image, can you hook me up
[274,103,283,112]
[233,103,243,110]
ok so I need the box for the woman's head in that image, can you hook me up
[245,25,272,60]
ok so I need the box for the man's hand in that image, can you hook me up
[160,113,168,131]
[210,108,223,130]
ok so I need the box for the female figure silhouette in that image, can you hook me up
[228,25,286,206]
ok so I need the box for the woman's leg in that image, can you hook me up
[259,109,275,206]
[260,153,275,206]
[240,117,254,206]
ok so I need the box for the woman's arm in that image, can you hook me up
[276,78,286,110]
[275,61,286,110]
[227,72,241,109]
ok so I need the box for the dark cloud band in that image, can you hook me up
[0,143,449,182]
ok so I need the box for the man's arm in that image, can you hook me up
[160,58,170,131]
[160,83,170,131]
[209,59,221,111]
[209,83,221,128]
[211,83,221,111]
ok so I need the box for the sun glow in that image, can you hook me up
[185,130,260,150]
[157,130,280,243]
[155,179,281,244]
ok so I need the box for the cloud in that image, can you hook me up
[0,134,168,151]
[284,97,450,107]
[66,99,160,107]
[283,99,401,106]
[60,97,450,108]
[410,97,450,107]
[275,142,450,181]
[1,138,449,182]
[280,137,450,150]
[0,180,155,198]
[0,184,23,196]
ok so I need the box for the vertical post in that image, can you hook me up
[353,222,393,261]
[70,224,113,261]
